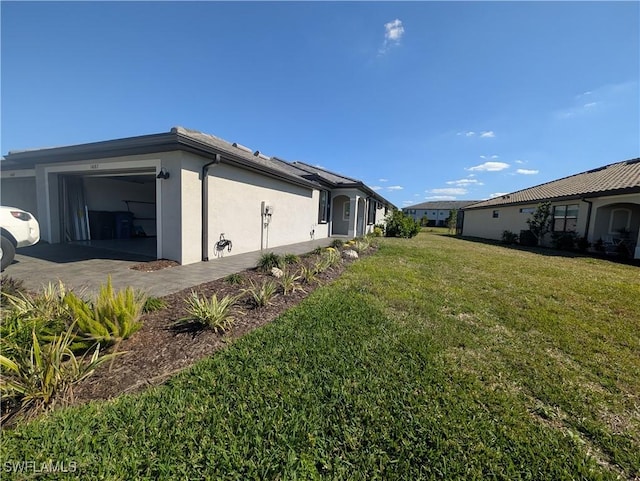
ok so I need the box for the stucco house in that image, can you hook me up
[460,158,640,259]
[402,200,480,226]
[0,127,393,265]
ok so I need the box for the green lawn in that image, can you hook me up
[2,233,639,480]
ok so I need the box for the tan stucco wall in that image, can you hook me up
[462,201,591,245]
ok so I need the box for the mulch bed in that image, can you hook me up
[129,259,180,271]
[72,249,370,405]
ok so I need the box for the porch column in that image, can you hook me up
[635,229,640,260]
[348,195,359,238]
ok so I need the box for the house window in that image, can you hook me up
[519,208,535,214]
[492,210,499,218]
[553,204,578,232]
[318,190,329,223]
[609,208,631,235]
[343,201,351,221]
[367,199,376,225]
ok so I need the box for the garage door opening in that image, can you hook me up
[59,171,157,258]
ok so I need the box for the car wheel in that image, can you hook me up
[1,235,16,271]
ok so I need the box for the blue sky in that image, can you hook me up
[2,1,638,207]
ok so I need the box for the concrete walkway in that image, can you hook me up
[4,238,334,298]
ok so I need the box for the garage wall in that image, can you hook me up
[0,176,38,216]
[204,161,319,259]
[83,177,156,236]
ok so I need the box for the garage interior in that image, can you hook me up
[60,170,157,258]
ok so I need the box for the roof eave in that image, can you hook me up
[463,186,640,210]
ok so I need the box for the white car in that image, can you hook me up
[1,206,40,271]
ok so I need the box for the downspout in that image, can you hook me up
[582,198,593,241]
[202,154,221,261]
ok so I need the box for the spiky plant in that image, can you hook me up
[178,292,238,333]
[224,273,244,285]
[0,324,116,424]
[65,276,146,349]
[299,264,319,285]
[279,269,304,296]
[256,252,283,272]
[143,296,167,313]
[283,253,300,265]
[243,279,278,308]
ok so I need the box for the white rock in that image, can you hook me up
[342,249,359,259]
[271,267,284,278]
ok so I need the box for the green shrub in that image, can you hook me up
[143,296,167,313]
[330,239,344,249]
[256,252,283,272]
[501,230,519,245]
[551,232,577,251]
[65,277,146,348]
[224,273,244,285]
[282,253,300,265]
[372,225,384,237]
[179,292,238,332]
[243,279,278,308]
[384,210,421,238]
[0,324,115,423]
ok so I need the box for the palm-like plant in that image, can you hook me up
[65,276,146,349]
[0,325,115,424]
[179,292,238,333]
[279,269,304,296]
[243,279,278,307]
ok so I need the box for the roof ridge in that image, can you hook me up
[292,161,360,183]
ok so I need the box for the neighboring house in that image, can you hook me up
[0,127,393,265]
[402,201,479,226]
[460,158,640,260]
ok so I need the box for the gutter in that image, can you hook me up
[202,154,221,261]
[582,198,593,241]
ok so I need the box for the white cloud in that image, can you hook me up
[446,178,484,186]
[489,192,509,198]
[480,154,499,160]
[402,200,415,206]
[424,195,457,200]
[387,185,404,191]
[427,187,468,196]
[378,178,389,182]
[379,19,404,54]
[555,81,637,120]
[465,131,475,137]
[370,185,383,191]
[516,169,539,175]
[480,131,495,138]
[515,159,526,164]
[467,161,510,172]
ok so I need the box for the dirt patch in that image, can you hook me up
[130,259,180,272]
[71,250,370,404]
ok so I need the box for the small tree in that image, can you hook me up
[526,202,552,246]
[446,209,458,234]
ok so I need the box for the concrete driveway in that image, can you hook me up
[3,238,333,298]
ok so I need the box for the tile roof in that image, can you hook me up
[402,200,480,210]
[465,159,640,209]
[2,126,396,207]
